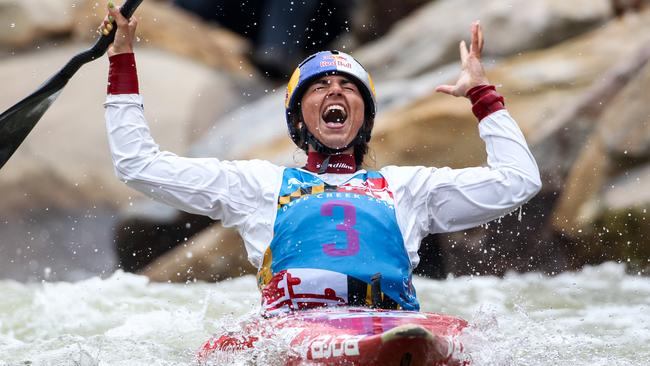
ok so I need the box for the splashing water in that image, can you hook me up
[0,263,648,365]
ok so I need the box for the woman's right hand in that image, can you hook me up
[98,1,138,57]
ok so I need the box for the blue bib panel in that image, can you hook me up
[266,168,419,310]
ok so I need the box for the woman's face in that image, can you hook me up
[300,74,365,152]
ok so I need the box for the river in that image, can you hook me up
[0,262,648,365]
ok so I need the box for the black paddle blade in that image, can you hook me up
[0,0,143,170]
[0,86,64,168]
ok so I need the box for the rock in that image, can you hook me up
[598,58,650,161]
[114,201,215,273]
[188,89,287,161]
[571,164,650,272]
[550,136,610,235]
[369,11,650,169]
[139,222,255,282]
[351,0,431,44]
[72,0,254,76]
[549,39,650,234]
[582,164,650,218]
[0,0,77,48]
[353,0,612,80]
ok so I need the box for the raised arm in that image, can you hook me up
[384,22,541,238]
[429,21,541,232]
[100,3,282,226]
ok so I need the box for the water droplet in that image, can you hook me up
[10,23,16,28]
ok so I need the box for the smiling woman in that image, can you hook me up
[285,50,377,168]
[101,3,542,313]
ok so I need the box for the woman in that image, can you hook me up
[100,4,541,315]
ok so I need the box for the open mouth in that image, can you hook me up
[322,104,348,124]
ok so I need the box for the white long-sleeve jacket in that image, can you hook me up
[104,94,541,270]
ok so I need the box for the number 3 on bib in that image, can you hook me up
[320,201,360,256]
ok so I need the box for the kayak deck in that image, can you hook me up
[198,307,470,365]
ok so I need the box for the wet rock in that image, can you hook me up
[188,89,287,161]
[571,165,650,271]
[139,222,255,282]
[0,0,77,48]
[114,200,215,273]
[598,59,650,161]
[550,136,610,235]
[354,0,612,80]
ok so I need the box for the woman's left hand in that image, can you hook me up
[435,21,489,98]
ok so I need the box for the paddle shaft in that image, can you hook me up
[0,0,143,169]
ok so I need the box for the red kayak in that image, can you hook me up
[197,307,470,365]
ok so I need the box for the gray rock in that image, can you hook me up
[354,0,611,80]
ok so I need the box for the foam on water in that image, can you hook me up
[1,263,648,365]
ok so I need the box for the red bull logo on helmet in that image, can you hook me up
[319,54,352,69]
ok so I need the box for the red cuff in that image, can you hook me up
[108,53,139,95]
[466,84,505,121]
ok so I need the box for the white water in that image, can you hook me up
[1,262,648,366]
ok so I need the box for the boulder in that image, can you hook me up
[581,164,650,219]
[550,46,650,234]
[353,0,612,80]
[0,0,77,48]
[72,0,254,76]
[571,165,650,272]
[113,200,215,273]
[598,57,650,161]
[139,222,255,282]
[351,0,431,44]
